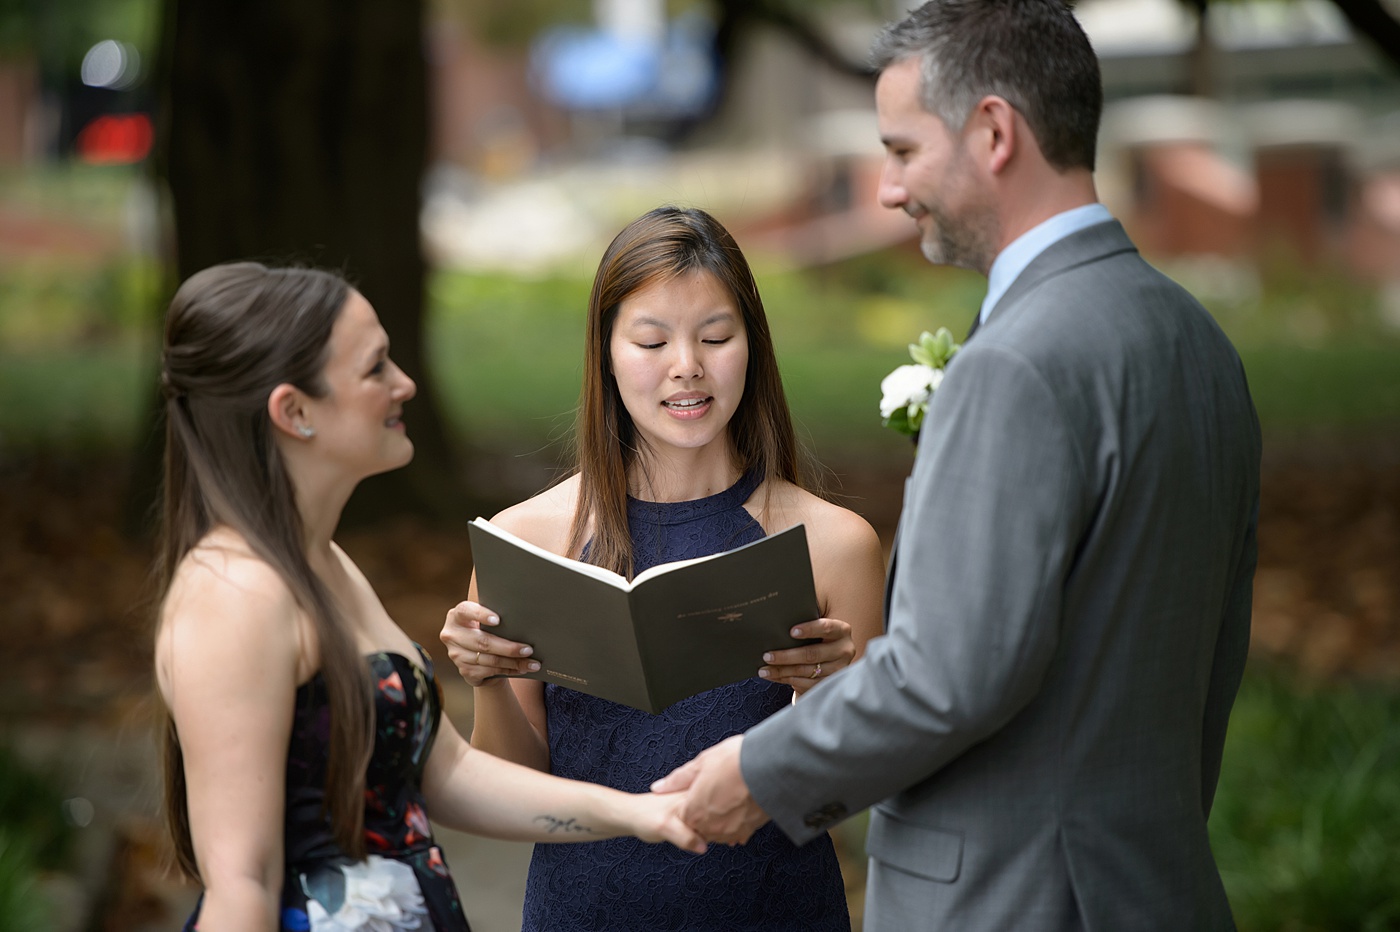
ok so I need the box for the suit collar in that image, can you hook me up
[979,204,1113,325]
[983,219,1137,326]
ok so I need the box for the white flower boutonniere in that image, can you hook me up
[879,327,961,438]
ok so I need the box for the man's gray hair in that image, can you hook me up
[871,0,1102,171]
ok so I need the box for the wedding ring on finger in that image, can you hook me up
[474,650,482,665]
[813,663,823,678]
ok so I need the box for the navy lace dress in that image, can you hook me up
[521,470,851,932]
[183,645,470,931]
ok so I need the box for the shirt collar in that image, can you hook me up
[978,203,1113,325]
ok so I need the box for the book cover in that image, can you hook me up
[467,519,820,713]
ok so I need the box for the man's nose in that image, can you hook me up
[877,158,907,211]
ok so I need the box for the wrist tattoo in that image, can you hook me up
[535,815,599,835]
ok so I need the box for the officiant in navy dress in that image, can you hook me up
[440,206,886,931]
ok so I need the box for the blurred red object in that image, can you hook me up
[76,113,153,164]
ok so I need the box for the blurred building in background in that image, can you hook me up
[3,0,1400,287]
[417,0,1400,287]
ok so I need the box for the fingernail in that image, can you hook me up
[520,647,533,656]
[527,662,540,672]
[758,669,771,679]
[790,627,802,638]
[486,615,499,625]
[762,653,774,663]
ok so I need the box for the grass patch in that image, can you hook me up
[425,265,932,462]
[0,744,75,927]
[0,163,142,221]
[1210,668,1400,931]
[1237,343,1400,427]
[0,835,52,931]
[0,341,154,454]
[427,269,589,453]
[422,261,1400,463]
[4,260,1400,461]
[1,220,1399,462]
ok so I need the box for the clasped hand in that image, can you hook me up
[650,735,769,847]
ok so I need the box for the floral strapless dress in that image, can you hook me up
[184,644,469,931]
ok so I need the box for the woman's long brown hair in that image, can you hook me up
[568,206,803,577]
[155,262,373,880]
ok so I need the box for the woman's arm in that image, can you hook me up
[156,545,305,932]
[759,503,886,695]
[442,578,551,771]
[422,716,705,853]
[441,492,578,771]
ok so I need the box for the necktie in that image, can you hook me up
[965,310,982,342]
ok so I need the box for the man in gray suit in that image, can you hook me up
[653,1,1261,928]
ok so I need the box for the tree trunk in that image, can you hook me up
[666,0,871,142]
[130,0,472,532]
[1185,0,1215,98]
[1329,0,1400,68]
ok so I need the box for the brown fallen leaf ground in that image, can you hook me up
[3,438,1398,726]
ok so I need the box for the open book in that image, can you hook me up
[467,519,820,714]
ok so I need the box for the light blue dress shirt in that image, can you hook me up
[978,203,1113,326]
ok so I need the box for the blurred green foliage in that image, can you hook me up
[0,744,74,928]
[423,245,1400,467]
[4,236,1400,460]
[0,835,52,931]
[0,746,73,871]
[0,258,157,347]
[0,0,157,73]
[808,666,1400,932]
[1210,667,1400,932]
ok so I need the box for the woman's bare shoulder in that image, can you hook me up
[157,527,305,690]
[166,527,296,612]
[763,481,880,550]
[487,475,580,556]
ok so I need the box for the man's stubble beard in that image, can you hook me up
[919,202,997,275]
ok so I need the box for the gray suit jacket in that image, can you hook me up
[741,220,1260,931]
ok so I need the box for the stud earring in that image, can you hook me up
[297,425,316,438]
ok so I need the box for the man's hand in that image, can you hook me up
[651,735,770,845]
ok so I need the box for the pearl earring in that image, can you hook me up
[297,425,316,438]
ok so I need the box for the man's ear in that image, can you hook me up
[971,95,1019,175]
[268,383,311,439]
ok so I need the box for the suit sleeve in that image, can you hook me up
[1198,495,1257,815]
[741,344,1091,844]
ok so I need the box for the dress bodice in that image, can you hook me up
[285,647,443,868]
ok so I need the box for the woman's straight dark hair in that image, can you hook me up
[155,261,373,880]
[568,206,804,577]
